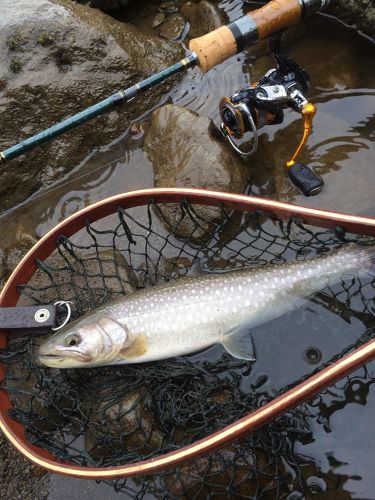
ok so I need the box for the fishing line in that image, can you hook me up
[0,128,182,221]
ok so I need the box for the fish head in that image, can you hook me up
[38,313,129,368]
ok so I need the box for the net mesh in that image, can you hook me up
[1,199,375,498]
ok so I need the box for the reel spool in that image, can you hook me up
[219,34,324,197]
[1,188,375,496]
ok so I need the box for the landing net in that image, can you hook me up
[1,198,375,498]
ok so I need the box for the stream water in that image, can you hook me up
[1,7,374,254]
[1,1,375,498]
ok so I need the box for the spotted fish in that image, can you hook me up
[38,243,374,368]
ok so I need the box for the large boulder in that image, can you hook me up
[180,0,226,38]
[145,104,248,193]
[327,0,375,38]
[144,104,249,241]
[0,0,183,212]
[84,0,131,10]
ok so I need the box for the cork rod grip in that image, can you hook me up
[252,0,301,40]
[189,0,302,73]
[189,26,237,74]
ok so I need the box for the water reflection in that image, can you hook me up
[0,6,374,499]
[1,14,374,249]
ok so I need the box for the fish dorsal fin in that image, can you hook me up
[119,333,148,359]
[221,327,256,362]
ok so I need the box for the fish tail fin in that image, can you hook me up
[358,245,375,271]
[345,243,375,275]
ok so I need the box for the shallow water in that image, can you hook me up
[1,2,375,499]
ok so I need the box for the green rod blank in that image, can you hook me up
[0,53,198,163]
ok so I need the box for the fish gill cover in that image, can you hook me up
[1,199,375,498]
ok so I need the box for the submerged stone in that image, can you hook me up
[159,14,187,41]
[145,104,248,242]
[328,0,375,38]
[16,247,139,309]
[180,0,226,38]
[88,0,132,10]
[152,12,167,29]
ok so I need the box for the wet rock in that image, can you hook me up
[129,121,145,140]
[0,250,5,289]
[88,0,132,11]
[158,1,179,14]
[152,12,166,29]
[181,0,226,38]
[139,255,194,287]
[0,432,50,498]
[144,104,248,242]
[17,247,139,310]
[9,369,79,434]
[0,229,37,289]
[0,0,183,212]
[327,0,375,38]
[166,445,287,497]
[159,13,187,41]
[85,388,164,459]
[165,439,354,498]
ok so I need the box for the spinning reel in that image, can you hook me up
[219,34,324,197]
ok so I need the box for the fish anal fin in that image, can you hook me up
[290,274,331,298]
[119,333,148,359]
[221,328,256,362]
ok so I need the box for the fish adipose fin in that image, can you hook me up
[221,328,256,362]
[119,333,148,359]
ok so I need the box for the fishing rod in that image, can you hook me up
[0,0,330,194]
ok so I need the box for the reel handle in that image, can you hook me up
[287,163,324,196]
[286,101,323,196]
[189,0,329,72]
[286,102,316,168]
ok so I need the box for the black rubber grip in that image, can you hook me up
[287,163,324,196]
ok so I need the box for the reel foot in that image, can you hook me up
[287,163,324,196]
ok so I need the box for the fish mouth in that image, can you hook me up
[38,354,67,364]
[38,350,92,365]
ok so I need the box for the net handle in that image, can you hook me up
[1,187,375,478]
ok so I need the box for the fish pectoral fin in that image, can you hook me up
[221,328,256,362]
[119,333,148,359]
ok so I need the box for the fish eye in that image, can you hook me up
[65,334,81,347]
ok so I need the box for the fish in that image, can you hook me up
[38,243,375,369]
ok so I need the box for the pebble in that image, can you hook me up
[159,14,187,41]
[130,122,145,140]
[152,12,166,28]
[158,1,178,13]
